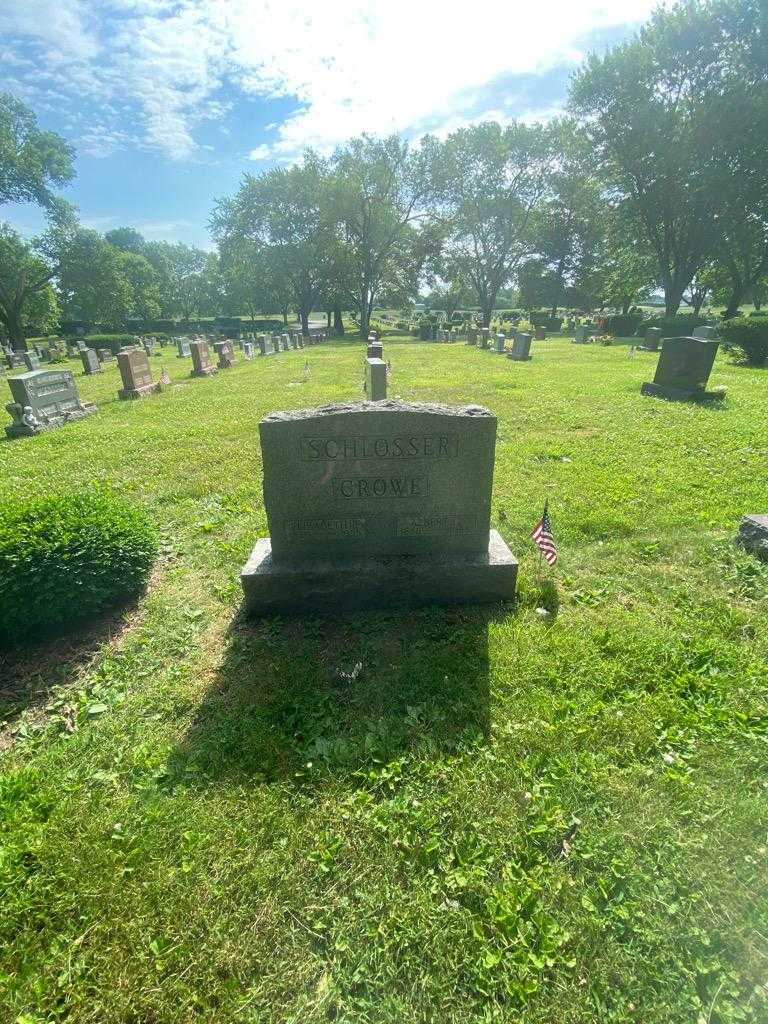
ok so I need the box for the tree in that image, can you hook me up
[570,0,768,316]
[425,122,553,326]
[212,155,334,334]
[0,223,57,349]
[104,227,147,255]
[141,241,212,320]
[330,135,428,338]
[0,93,74,209]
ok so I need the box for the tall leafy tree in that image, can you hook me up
[0,93,74,208]
[213,154,334,334]
[330,135,428,338]
[425,122,553,327]
[570,0,768,316]
[0,223,58,348]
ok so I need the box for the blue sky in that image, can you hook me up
[1,0,658,250]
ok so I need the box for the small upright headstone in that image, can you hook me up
[281,334,291,352]
[535,327,546,341]
[5,369,96,438]
[23,351,41,372]
[117,348,160,399]
[80,348,102,375]
[6,350,25,369]
[97,348,113,362]
[243,342,254,359]
[641,327,662,351]
[573,326,593,344]
[508,333,533,361]
[240,400,518,614]
[214,340,236,369]
[641,336,724,401]
[257,336,269,357]
[190,340,217,377]
[693,325,716,339]
[177,337,191,358]
[467,327,478,345]
[494,333,506,354]
[367,335,384,360]
[365,357,387,401]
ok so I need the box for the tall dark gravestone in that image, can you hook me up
[508,333,532,361]
[241,400,518,614]
[5,369,96,438]
[117,348,160,399]
[641,336,725,401]
[81,348,102,375]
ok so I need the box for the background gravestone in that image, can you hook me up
[508,333,532,361]
[494,333,506,354]
[214,340,236,369]
[80,348,102,375]
[190,340,217,377]
[177,337,191,358]
[641,336,724,401]
[117,348,160,399]
[241,400,518,614]
[5,369,96,438]
[642,327,662,351]
[693,325,716,339]
[365,358,387,401]
[23,352,41,372]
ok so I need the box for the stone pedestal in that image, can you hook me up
[242,530,518,615]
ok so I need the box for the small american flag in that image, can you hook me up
[531,501,557,566]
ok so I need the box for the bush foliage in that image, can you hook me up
[0,491,157,644]
[643,313,712,337]
[720,314,768,365]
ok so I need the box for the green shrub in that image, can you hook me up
[642,313,711,337]
[720,315,768,366]
[604,313,644,337]
[0,492,158,645]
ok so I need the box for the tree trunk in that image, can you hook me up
[299,309,309,335]
[359,291,370,339]
[724,282,745,319]
[621,297,631,316]
[333,306,345,336]
[664,284,686,318]
[282,307,288,325]
[326,309,332,330]
[1,308,27,350]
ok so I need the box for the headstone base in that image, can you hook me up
[737,514,768,561]
[241,529,518,616]
[191,367,217,378]
[118,383,162,400]
[640,382,726,402]
[507,353,532,361]
[5,403,97,439]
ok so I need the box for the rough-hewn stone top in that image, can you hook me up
[262,399,492,423]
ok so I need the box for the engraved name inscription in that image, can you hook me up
[396,514,479,537]
[286,517,365,538]
[301,434,458,461]
[331,475,428,499]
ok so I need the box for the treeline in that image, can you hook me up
[1,0,766,349]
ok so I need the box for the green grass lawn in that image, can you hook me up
[1,335,767,1023]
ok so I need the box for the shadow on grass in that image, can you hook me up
[169,602,509,788]
[0,597,141,745]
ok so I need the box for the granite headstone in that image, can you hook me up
[241,400,518,614]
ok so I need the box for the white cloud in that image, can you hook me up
[1,0,660,161]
